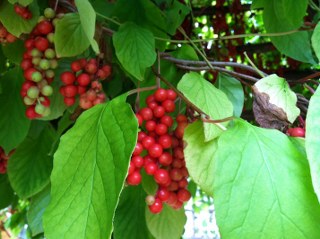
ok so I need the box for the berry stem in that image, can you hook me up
[127,85,158,96]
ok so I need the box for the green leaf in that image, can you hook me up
[114,185,149,239]
[27,185,51,236]
[8,0,33,6]
[253,74,300,123]
[0,68,31,153]
[7,121,55,199]
[74,0,99,54]
[258,0,314,63]
[2,40,25,64]
[177,72,233,141]
[43,97,138,239]
[312,22,320,63]
[113,22,156,81]
[216,73,244,117]
[183,121,217,196]
[146,205,186,239]
[141,170,158,195]
[165,0,190,35]
[306,85,320,202]
[54,13,91,57]
[0,174,14,210]
[214,119,320,238]
[0,1,39,37]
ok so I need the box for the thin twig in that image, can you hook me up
[156,51,161,88]
[303,83,316,94]
[244,52,265,78]
[127,85,158,96]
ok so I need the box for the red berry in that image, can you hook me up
[148,144,163,158]
[20,59,33,70]
[178,178,188,188]
[167,192,178,205]
[172,200,183,210]
[145,120,156,131]
[176,114,187,123]
[287,127,305,137]
[136,113,143,126]
[155,123,168,136]
[85,63,98,74]
[140,108,153,121]
[138,131,147,142]
[77,73,91,86]
[170,168,183,181]
[157,188,170,202]
[71,61,82,72]
[172,159,184,168]
[144,162,157,175]
[78,86,87,95]
[158,152,173,166]
[25,106,40,119]
[153,106,165,118]
[24,39,34,49]
[158,135,172,149]
[162,100,175,113]
[24,68,37,81]
[174,147,184,160]
[160,115,173,127]
[62,85,78,97]
[34,37,49,51]
[102,65,111,77]
[128,161,135,175]
[154,169,170,185]
[147,101,158,110]
[146,95,155,104]
[167,181,179,191]
[60,72,76,85]
[177,189,191,202]
[132,155,144,168]
[64,97,76,106]
[142,136,155,149]
[37,21,53,35]
[167,89,177,100]
[133,142,144,156]
[127,170,142,185]
[148,198,163,214]
[154,88,168,102]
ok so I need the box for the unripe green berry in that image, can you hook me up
[23,96,36,105]
[44,8,55,19]
[35,103,46,115]
[42,107,51,117]
[52,18,60,27]
[41,85,53,96]
[47,33,54,43]
[39,59,50,70]
[44,48,55,59]
[50,59,58,69]
[27,86,40,99]
[31,71,42,82]
[31,49,42,57]
[45,70,55,78]
[32,57,41,65]
[37,80,48,89]
[38,16,46,23]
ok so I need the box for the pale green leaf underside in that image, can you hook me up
[146,205,186,239]
[254,74,300,123]
[113,22,156,81]
[306,86,320,203]
[311,22,320,63]
[43,98,138,239]
[178,72,233,141]
[184,121,217,196]
[214,119,320,238]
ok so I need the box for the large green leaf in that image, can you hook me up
[8,0,33,6]
[113,22,156,81]
[183,121,217,196]
[27,185,51,237]
[214,119,320,238]
[0,1,39,37]
[1,40,25,64]
[256,0,314,63]
[311,22,320,63]
[43,97,138,239]
[253,74,300,123]
[0,174,14,210]
[306,86,320,202]
[54,13,91,57]
[146,205,186,239]
[177,72,233,141]
[7,121,55,199]
[0,68,31,153]
[216,73,244,117]
[74,0,99,54]
[114,186,149,239]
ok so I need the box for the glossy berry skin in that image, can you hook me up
[158,152,173,166]
[154,169,170,185]
[148,198,163,214]
[154,88,168,102]
[148,144,163,158]
[177,188,191,202]
[77,73,91,86]
[140,108,153,121]
[157,188,170,202]
[287,127,305,137]
[144,162,157,175]
[127,171,142,185]
[60,72,76,85]
[132,156,144,168]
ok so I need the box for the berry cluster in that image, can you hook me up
[60,58,111,109]
[127,88,191,214]
[14,3,32,19]
[0,147,14,174]
[20,8,59,119]
[0,23,17,44]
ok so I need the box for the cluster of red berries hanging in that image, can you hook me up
[59,59,111,109]
[0,23,17,44]
[127,88,191,214]
[0,147,14,174]
[20,8,59,119]
[14,3,33,19]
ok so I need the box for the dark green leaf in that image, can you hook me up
[7,121,55,198]
[214,119,320,238]
[0,174,14,210]
[0,68,31,153]
[312,22,320,63]
[146,205,186,239]
[141,170,158,195]
[113,22,156,81]
[8,0,33,6]
[216,73,244,117]
[27,185,51,236]
[2,40,25,64]
[43,97,138,239]
[0,1,39,37]
[114,185,149,239]
[54,13,91,57]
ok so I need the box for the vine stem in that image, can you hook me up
[54,0,59,11]
[303,83,315,94]
[96,12,122,26]
[127,85,158,96]
[151,67,231,129]
[244,52,265,78]
[156,51,161,88]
